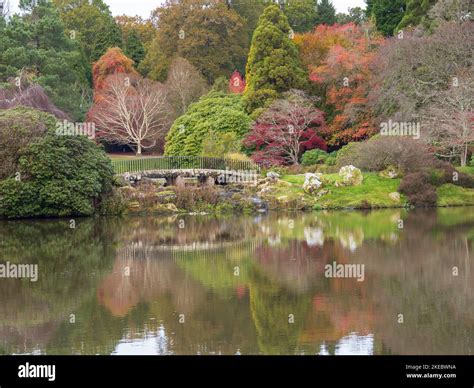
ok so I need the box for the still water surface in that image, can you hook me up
[0,209,472,355]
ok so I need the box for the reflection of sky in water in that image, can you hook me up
[319,333,374,356]
[112,329,374,356]
[113,325,173,355]
[13,349,43,356]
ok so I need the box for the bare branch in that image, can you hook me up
[89,74,171,156]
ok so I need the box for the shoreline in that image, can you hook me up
[2,170,474,220]
[1,201,473,222]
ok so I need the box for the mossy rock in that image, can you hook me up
[153,203,179,214]
[379,166,400,179]
[339,165,363,186]
[155,190,177,203]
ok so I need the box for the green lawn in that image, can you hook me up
[315,173,405,209]
[108,154,138,161]
[458,166,474,175]
[107,154,162,160]
[279,173,406,209]
[437,184,474,206]
[277,172,474,210]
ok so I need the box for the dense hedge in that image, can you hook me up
[164,91,252,157]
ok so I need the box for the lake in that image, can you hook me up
[0,208,472,355]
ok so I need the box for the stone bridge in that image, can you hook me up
[112,156,260,186]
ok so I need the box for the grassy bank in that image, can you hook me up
[262,173,405,210]
[115,165,474,215]
[437,184,474,206]
[284,173,405,209]
[262,171,474,210]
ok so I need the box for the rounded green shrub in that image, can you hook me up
[335,142,361,167]
[0,107,56,180]
[164,91,252,156]
[212,76,229,93]
[201,131,240,158]
[0,133,114,218]
[301,149,329,166]
[326,154,337,166]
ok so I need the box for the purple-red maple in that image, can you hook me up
[244,90,328,166]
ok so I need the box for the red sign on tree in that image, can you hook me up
[228,71,246,94]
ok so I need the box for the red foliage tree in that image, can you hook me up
[91,47,138,102]
[295,23,384,146]
[244,90,327,166]
[228,70,246,94]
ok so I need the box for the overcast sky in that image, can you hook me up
[8,0,367,19]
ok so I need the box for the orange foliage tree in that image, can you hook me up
[91,47,138,102]
[295,23,384,147]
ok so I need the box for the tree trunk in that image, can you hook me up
[136,142,142,157]
[460,143,467,167]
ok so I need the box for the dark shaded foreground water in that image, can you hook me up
[0,208,472,355]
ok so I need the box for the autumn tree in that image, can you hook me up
[424,73,474,167]
[295,23,383,146]
[244,90,327,166]
[428,0,472,24]
[370,22,473,124]
[165,57,207,117]
[89,73,170,156]
[244,4,307,113]
[141,0,247,84]
[91,47,138,102]
[115,15,155,48]
[52,0,123,63]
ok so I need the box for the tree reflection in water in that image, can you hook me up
[0,209,472,355]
